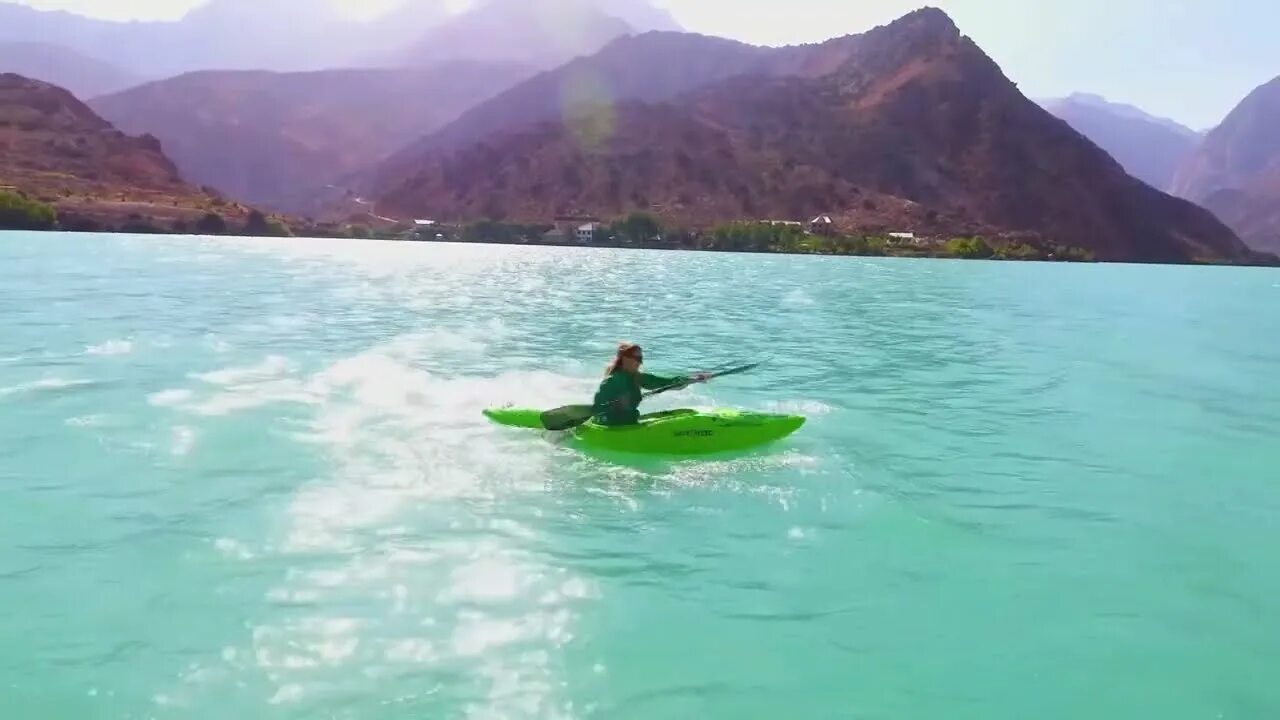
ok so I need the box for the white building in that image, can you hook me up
[577,222,605,244]
[412,219,437,240]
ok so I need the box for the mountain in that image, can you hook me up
[395,0,636,70]
[0,0,676,78]
[1172,76,1280,200]
[1171,76,1280,253]
[0,0,451,77]
[374,31,775,190]
[0,42,142,98]
[595,0,682,31]
[1041,93,1200,191]
[0,73,236,229]
[0,3,111,54]
[1049,93,1200,137]
[377,27,879,177]
[90,63,532,214]
[372,8,1260,264]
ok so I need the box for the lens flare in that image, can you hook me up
[560,68,617,153]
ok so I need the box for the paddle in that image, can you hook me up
[540,362,762,432]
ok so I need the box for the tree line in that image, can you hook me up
[448,213,1096,262]
[0,197,1097,262]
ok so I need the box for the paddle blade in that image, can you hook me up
[540,404,595,431]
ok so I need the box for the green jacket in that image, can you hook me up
[593,371,685,426]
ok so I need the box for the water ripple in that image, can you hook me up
[2,235,1278,719]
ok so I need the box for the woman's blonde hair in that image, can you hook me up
[606,342,643,375]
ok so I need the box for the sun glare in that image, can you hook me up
[332,0,406,21]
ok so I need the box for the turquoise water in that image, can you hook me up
[2,232,1279,719]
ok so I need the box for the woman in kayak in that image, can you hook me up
[593,343,706,426]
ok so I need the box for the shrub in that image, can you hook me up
[1055,245,1097,262]
[460,221,550,244]
[243,209,270,236]
[708,221,810,252]
[242,209,290,237]
[995,242,1045,261]
[946,236,994,259]
[857,235,888,256]
[119,215,164,234]
[194,212,228,235]
[0,191,57,230]
[611,212,664,244]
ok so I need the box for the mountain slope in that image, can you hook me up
[1171,76,1280,253]
[0,73,234,228]
[377,27,884,181]
[1198,187,1280,254]
[1049,93,1199,137]
[0,42,142,98]
[1042,93,1199,191]
[375,8,1259,264]
[1172,77,1280,201]
[91,63,531,213]
[374,32,777,191]
[395,0,635,70]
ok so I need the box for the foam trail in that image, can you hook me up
[86,339,134,356]
[0,378,97,398]
[154,331,594,716]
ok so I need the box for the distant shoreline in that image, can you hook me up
[395,234,1095,262]
[11,227,1280,267]
[4,188,1275,266]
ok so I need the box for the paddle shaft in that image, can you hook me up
[641,362,761,400]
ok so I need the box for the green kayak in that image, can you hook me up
[483,407,805,456]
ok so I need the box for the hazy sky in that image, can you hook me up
[12,0,1278,128]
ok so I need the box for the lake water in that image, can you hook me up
[2,232,1278,719]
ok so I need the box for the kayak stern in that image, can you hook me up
[482,407,547,429]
